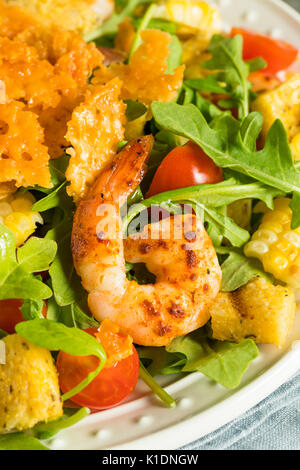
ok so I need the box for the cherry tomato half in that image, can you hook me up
[147,141,223,197]
[230,27,298,74]
[0,299,47,334]
[56,328,140,410]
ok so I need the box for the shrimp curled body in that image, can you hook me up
[72,137,222,346]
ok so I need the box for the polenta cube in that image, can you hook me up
[251,74,300,159]
[210,278,296,347]
[0,334,63,433]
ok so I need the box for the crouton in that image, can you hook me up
[0,334,62,433]
[251,74,300,159]
[210,277,297,347]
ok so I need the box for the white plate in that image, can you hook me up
[49,0,300,450]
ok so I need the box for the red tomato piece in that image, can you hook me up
[230,27,298,74]
[0,299,47,334]
[147,141,223,197]
[56,328,140,410]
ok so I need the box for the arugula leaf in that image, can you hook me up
[32,181,67,212]
[166,34,182,73]
[138,346,185,376]
[0,225,52,301]
[15,319,106,401]
[166,330,259,388]
[201,34,266,118]
[48,221,85,306]
[217,247,273,292]
[134,17,178,34]
[20,299,45,320]
[128,2,157,59]
[17,237,57,273]
[184,76,226,94]
[125,100,148,121]
[0,433,49,450]
[46,297,99,329]
[123,178,282,247]
[84,0,157,42]
[0,329,8,338]
[151,102,300,226]
[32,408,90,440]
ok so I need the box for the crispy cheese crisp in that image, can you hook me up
[0,36,77,110]
[0,100,51,188]
[94,30,185,105]
[0,0,38,39]
[66,78,126,201]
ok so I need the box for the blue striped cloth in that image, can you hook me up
[182,0,300,450]
[182,372,300,450]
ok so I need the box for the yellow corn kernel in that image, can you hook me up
[154,0,221,35]
[290,133,300,160]
[259,221,283,234]
[244,198,300,287]
[0,191,43,246]
[10,192,35,212]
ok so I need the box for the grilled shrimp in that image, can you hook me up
[72,136,222,346]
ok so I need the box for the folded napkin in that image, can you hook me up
[182,371,300,450]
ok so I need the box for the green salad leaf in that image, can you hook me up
[0,226,53,301]
[15,319,106,401]
[199,34,266,118]
[46,297,99,329]
[138,346,185,376]
[0,433,49,450]
[17,237,57,273]
[84,0,157,42]
[20,299,45,320]
[166,330,259,388]
[32,408,90,440]
[128,2,157,59]
[123,177,282,247]
[217,247,273,292]
[151,102,300,227]
[125,100,148,121]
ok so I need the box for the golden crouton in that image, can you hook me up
[251,74,300,159]
[210,277,296,347]
[0,334,62,433]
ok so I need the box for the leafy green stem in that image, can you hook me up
[139,361,176,408]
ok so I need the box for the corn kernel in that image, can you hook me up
[244,240,269,257]
[10,192,35,212]
[0,191,43,246]
[252,229,278,244]
[244,197,300,287]
[263,210,290,226]
[154,0,221,34]
[262,251,289,275]
[291,133,300,160]
[260,222,283,234]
